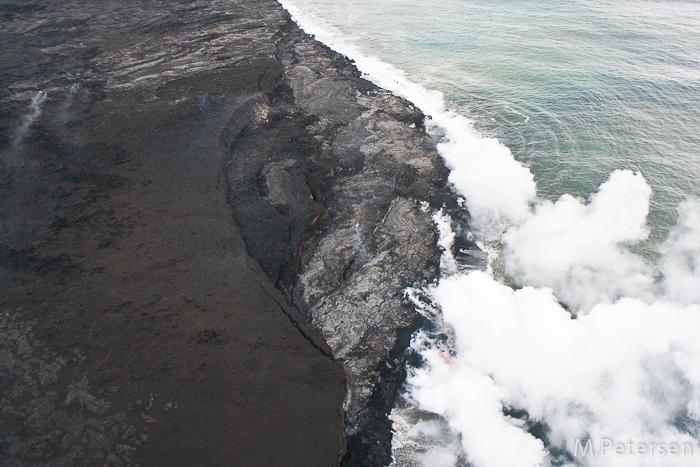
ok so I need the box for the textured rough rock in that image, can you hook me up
[223,17,453,466]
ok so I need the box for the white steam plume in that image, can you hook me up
[660,200,700,305]
[502,170,655,312]
[409,272,700,467]
[12,91,47,148]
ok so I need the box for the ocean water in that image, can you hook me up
[279,1,700,466]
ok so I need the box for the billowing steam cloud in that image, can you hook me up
[411,269,700,467]
[661,200,700,305]
[406,171,700,466]
[503,170,655,312]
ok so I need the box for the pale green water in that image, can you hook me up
[288,0,700,250]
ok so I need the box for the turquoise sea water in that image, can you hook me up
[285,0,700,251]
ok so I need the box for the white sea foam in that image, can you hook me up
[280,2,700,466]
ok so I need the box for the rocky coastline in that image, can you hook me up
[0,1,480,464]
